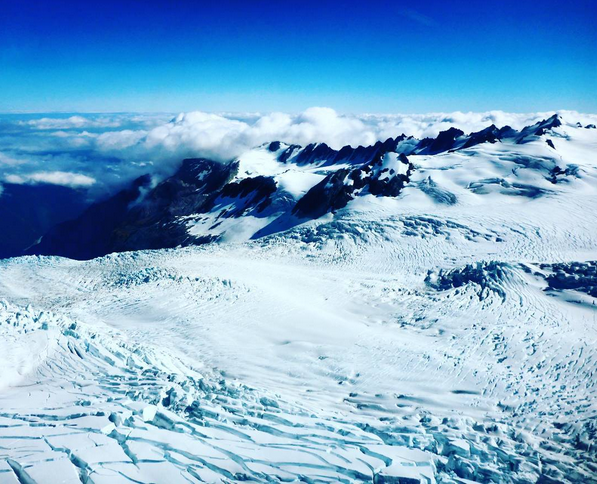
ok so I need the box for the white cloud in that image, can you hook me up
[96,129,146,150]
[0,153,27,166]
[93,108,597,167]
[22,115,122,130]
[5,171,96,188]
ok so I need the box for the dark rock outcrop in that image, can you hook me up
[293,169,353,218]
[427,127,465,154]
[517,114,562,142]
[461,125,500,149]
[29,159,238,259]
[220,176,277,214]
[294,152,413,218]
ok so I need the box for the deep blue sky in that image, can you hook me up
[1,0,595,113]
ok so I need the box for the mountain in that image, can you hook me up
[28,114,594,260]
[1,114,597,483]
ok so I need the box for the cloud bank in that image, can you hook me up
[5,171,96,188]
[93,108,597,163]
[1,108,595,200]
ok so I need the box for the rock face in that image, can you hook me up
[293,168,353,219]
[426,127,465,154]
[29,160,238,259]
[293,152,413,218]
[27,114,572,260]
[111,159,238,251]
[461,125,500,149]
[220,176,277,214]
[517,114,562,141]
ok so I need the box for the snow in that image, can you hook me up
[379,152,409,179]
[276,170,326,198]
[235,147,283,178]
[0,119,596,483]
[234,146,333,199]
[189,211,275,242]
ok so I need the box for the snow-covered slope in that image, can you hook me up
[27,114,597,260]
[1,114,596,483]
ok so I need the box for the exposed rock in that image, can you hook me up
[293,168,353,218]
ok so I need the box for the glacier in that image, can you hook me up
[0,114,596,483]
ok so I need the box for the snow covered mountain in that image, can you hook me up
[28,114,595,260]
[1,114,596,483]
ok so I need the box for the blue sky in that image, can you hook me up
[0,0,595,113]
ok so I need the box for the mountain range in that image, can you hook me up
[21,114,594,260]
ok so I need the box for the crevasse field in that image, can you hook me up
[0,116,596,483]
